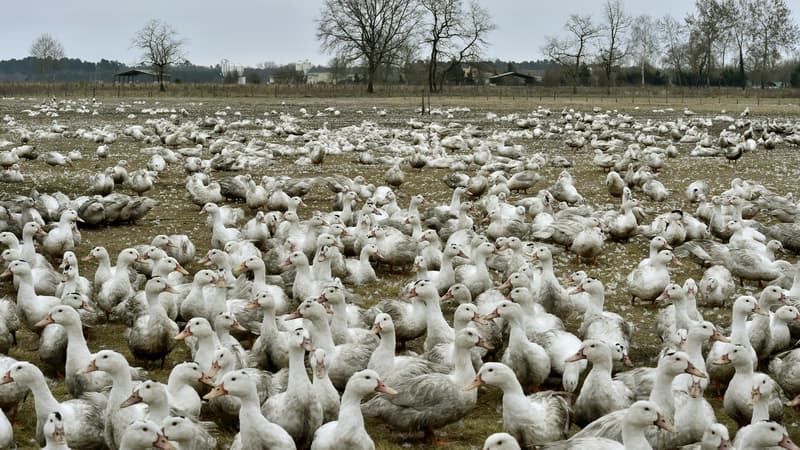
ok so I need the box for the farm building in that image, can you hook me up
[114,69,162,84]
[488,71,535,86]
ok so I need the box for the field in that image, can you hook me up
[1,92,799,449]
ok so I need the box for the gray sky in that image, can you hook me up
[0,0,796,68]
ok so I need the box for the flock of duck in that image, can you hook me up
[0,97,799,449]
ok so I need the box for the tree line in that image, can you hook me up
[12,0,800,92]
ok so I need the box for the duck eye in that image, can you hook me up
[488,368,493,372]
[172,422,177,426]
[103,355,108,359]
[645,407,650,411]
[232,377,237,381]
[365,376,371,380]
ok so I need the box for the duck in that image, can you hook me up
[627,250,678,305]
[311,369,395,450]
[287,299,373,390]
[706,296,761,396]
[768,347,800,397]
[466,362,570,447]
[246,291,290,371]
[174,317,219,374]
[179,269,217,322]
[200,202,242,249]
[214,312,248,368]
[161,415,217,450]
[371,288,427,347]
[120,379,174,422]
[454,241,497,298]
[127,277,179,368]
[56,258,92,300]
[731,421,798,449]
[118,419,174,450]
[96,248,140,319]
[344,242,381,285]
[82,349,147,449]
[369,313,444,380]
[261,327,322,448]
[369,226,417,269]
[570,219,605,265]
[672,321,729,392]
[42,209,81,261]
[574,277,632,351]
[2,259,60,331]
[529,246,573,319]
[0,361,107,449]
[608,197,639,241]
[746,286,791,359]
[566,340,635,427]
[486,301,550,390]
[573,351,705,448]
[713,344,783,426]
[483,432,522,450]
[231,255,288,314]
[150,233,196,267]
[766,305,799,354]
[656,283,700,345]
[204,370,297,449]
[699,265,735,308]
[362,328,486,444]
[310,348,340,424]
[41,411,69,450]
[165,361,206,420]
[678,423,730,450]
[540,400,676,450]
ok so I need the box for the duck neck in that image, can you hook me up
[729,309,750,346]
[358,249,373,269]
[650,370,677,419]
[146,395,170,422]
[621,420,652,450]
[337,389,367,434]
[374,329,396,367]
[259,308,277,336]
[15,272,35,304]
[424,296,451,338]
[685,335,706,369]
[751,393,770,422]
[452,343,477,387]
[328,300,349,335]
[24,374,61,421]
[210,286,228,319]
[673,296,692,331]
[308,317,336,353]
[585,353,614,385]
[21,232,36,263]
[106,366,134,407]
[585,292,605,317]
[498,375,525,398]
[287,345,311,393]
[64,321,91,368]
[237,385,263,422]
[449,190,462,214]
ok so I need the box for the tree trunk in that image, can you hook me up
[641,60,645,86]
[738,45,746,89]
[367,62,376,93]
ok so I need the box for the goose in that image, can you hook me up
[282,251,323,301]
[573,351,705,448]
[310,348,340,424]
[261,327,322,448]
[246,291,290,371]
[0,361,107,449]
[118,420,175,450]
[232,255,288,313]
[174,317,219,373]
[713,344,783,426]
[369,226,416,269]
[214,312,248,368]
[371,287,427,347]
[287,299,373,390]
[150,233,196,267]
[540,400,676,450]
[204,370,297,449]
[120,380,174,422]
[465,362,570,447]
[165,361,206,420]
[574,277,632,351]
[82,349,147,449]
[766,305,799,354]
[56,260,92,300]
[566,340,635,427]
[161,415,217,450]
[609,197,639,241]
[311,369,396,450]
[454,241,496,299]
[570,219,605,265]
[731,421,798,449]
[179,269,217,322]
[369,313,444,380]
[362,328,487,444]
[627,250,678,305]
[529,245,572,320]
[43,209,81,260]
[317,286,376,347]
[200,202,242,249]
[203,347,273,429]
[672,321,729,392]
[746,285,790,360]
[405,279,455,353]
[485,301,550,390]
[2,259,60,331]
[127,277,179,368]
[656,283,700,345]
[344,242,381,285]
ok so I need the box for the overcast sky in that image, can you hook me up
[1,1,797,68]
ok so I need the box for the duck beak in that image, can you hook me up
[671,255,682,266]
[0,371,13,385]
[472,312,487,325]
[623,354,633,367]
[199,372,216,387]
[153,432,176,450]
[203,382,228,400]
[713,353,732,365]
[302,336,315,352]
[175,264,189,276]
[34,314,55,328]
[174,327,192,340]
[654,412,676,433]
[780,292,792,306]
[565,349,586,363]
[717,439,731,450]
[279,257,292,268]
[663,243,673,250]
[786,394,800,408]
[753,303,768,316]
[80,300,95,312]
[370,323,382,334]
[205,361,221,380]
[0,269,11,279]
[166,240,177,248]
[568,285,585,295]
[476,337,493,350]
[483,309,500,320]
[61,272,69,282]
[440,290,454,302]
[82,254,95,262]
[120,389,142,408]
[656,289,670,302]
[751,386,762,404]
[79,360,98,374]
[233,262,247,276]
[375,379,398,395]
[199,256,212,266]
[285,310,302,320]
[317,293,328,303]
[528,253,540,262]
[216,278,226,288]
[244,298,260,310]
[163,284,177,294]
[498,279,512,291]
[134,256,147,263]
[779,435,800,450]
[711,329,730,343]
[374,250,384,260]
[232,320,246,331]
[463,374,484,391]
[685,361,706,378]
[403,287,418,299]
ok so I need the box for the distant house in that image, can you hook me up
[307,69,332,84]
[488,72,535,86]
[114,69,161,83]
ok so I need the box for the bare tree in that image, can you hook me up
[317,0,421,93]
[329,55,349,84]
[685,0,728,86]
[629,15,659,85]
[543,15,601,93]
[131,19,185,92]
[598,0,631,92]
[420,0,495,92]
[747,0,800,88]
[29,33,65,80]
[658,15,688,85]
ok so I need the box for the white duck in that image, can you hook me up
[118,419,174,450]
[311,369,396,450]
[203,370,296,449]
[627,250,678,305]
[161,415,217,450]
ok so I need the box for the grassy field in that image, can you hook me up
[0,94,799,449]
